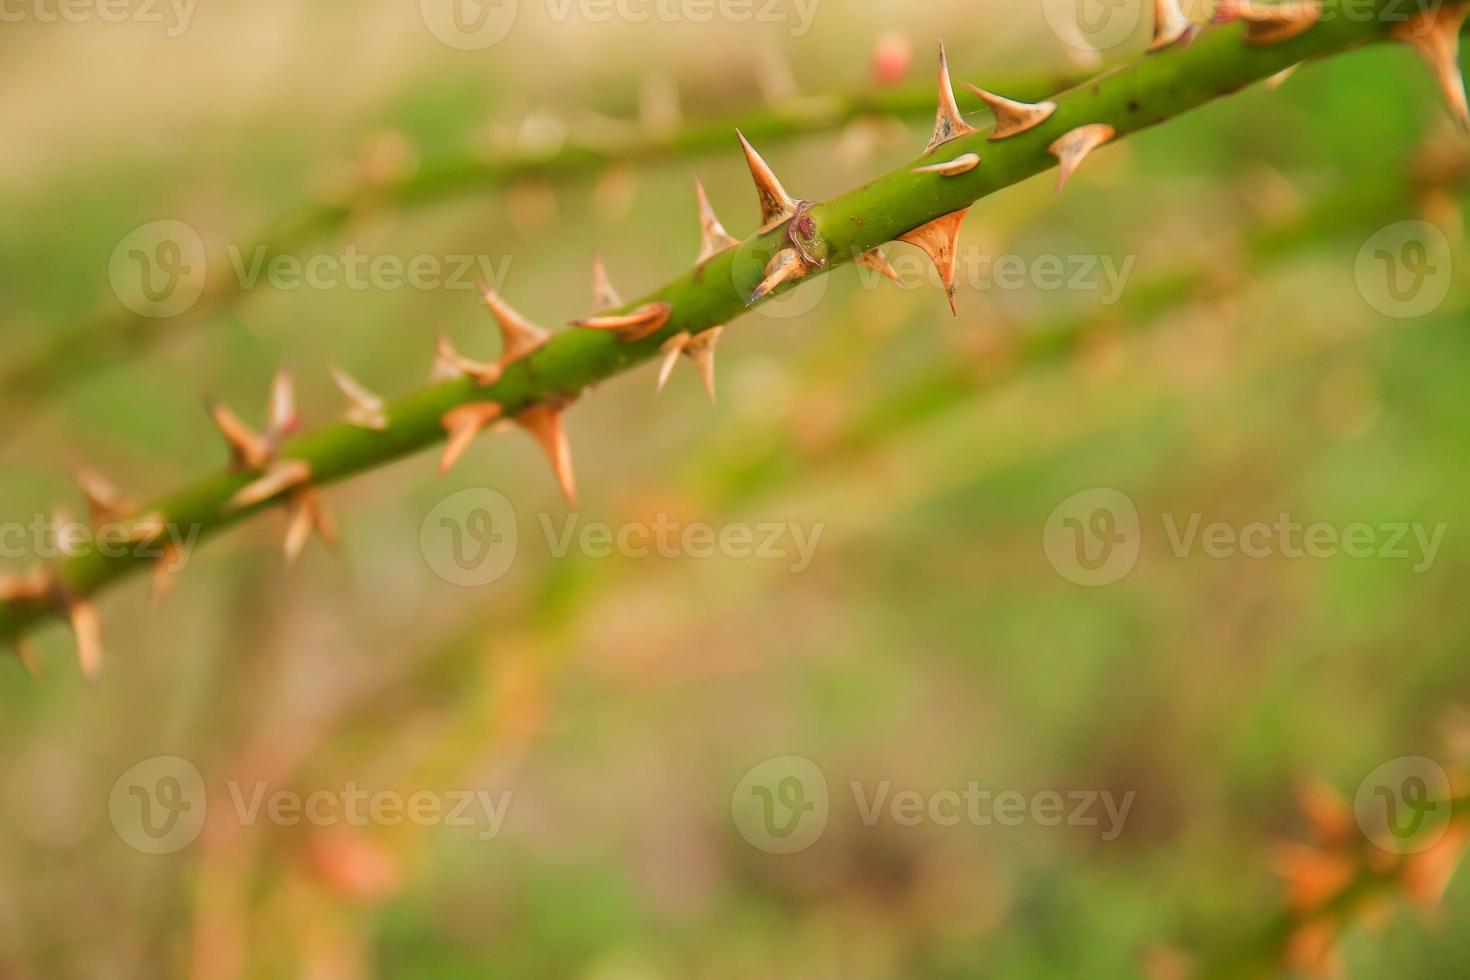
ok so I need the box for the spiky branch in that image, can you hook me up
[4,0,1466,670]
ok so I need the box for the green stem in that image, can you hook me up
[1,64,1081,420]
[0,2,1432,645]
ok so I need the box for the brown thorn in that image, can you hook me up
[570,301,673,343]
[226,459,312,512]
[590,253,623,311]
[477,281,552,366]
[1267,63,1302,89]
[12,637,40,681]
[1214,0,1322,45]
[283,499,314,565]
[686,327,723,405]
[898,209,969,317]
[695,178,741,264]
[208,399,270,470]
[925,42,977,154]
[1148,0,1197,52]
[656,333,692,394]
[330,365,389,431]
[749,248,808,305]
[439,402,505,474]
[855,248,904,284]
[151,544,180,606]
[736,129,798,233]
[963,84,1058,140]
[1049,123,1117,194]
[0,568,51,604]
[68,598,102,681]
[913,152,982,176]
[268,368,300,442]
[1392,3,1470,131]
[517,404,577,506]
[435,332,504,386]
[72,464,136,525]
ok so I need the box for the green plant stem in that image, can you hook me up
[1,65,1082,420]
[0,2,1430,645]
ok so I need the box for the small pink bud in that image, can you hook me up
[872,32,913,86]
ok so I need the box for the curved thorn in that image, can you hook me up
[1148,0,1197,52]
[439,402,505,474]
[517,404,577,506]
[1392,3,1470,131]
[330,364,389,431]
[208,399,270,470]
[1049,123,1117,194]
[749,248,807,305]
[477,281,551,365]
[925,42,977,154]
[268,368,300,441]
[686,327,723,405]
[963,85,1058,140]
[695,178,740,264]
[657,333,692,394]
[736,129,799,233]
[1214,0,1322,45]
[73,465,135,524]
[855,248,904,284]
[591,253,623,311]
[898,209,969,317]
[435,332,504,386]
[570,301,673,343]
[68,598,102,681]
[227,459,312,512]
[913,152,982,176]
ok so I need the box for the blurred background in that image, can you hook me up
[2,0,1469,976]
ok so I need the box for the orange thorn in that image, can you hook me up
[855,248,904,284]
[925,42,977,154]
[1148,0,1196,52]
[330,365,389,431]
[570,301,673,343]
[268,368,300,442]
[1214,0,1321,45]
[695,178,740,264]
[898,208,969,316]
[1392,2,1470,131]
[435,332,504,386]
[749,248,808,304]
[913,152,982,176]
[736,130,799,233]
[1049,123,1117,194]
[517,404,577,506]
[477,281,551,366]
[226,459,312,512]
[964,85,1058,140]
[590,253,623,311]
[439,402,505,474]
[656,333,691,393]
[72,464,136,524]
[685,327,723,405]
[12,637,40,681]
[68,598,103,681]
[208,399,271,470]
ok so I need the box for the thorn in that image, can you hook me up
[590,253,623,311]
[1148,0,1197,52]
[0,569,50,604]
[749,248,808,304]
[152,545,180,606]
[963,85,1058,140]
[268,368,300,442]
[1049,123,1117,194]
[226,459,312,512]
[208,399,270,470]
[1392,3,1470,131]
[695,178,740,264]
[657,333,691,393]
[913,152,982,176]
[439,402,505,474]
[477,281,552,366]
[686,327,723,405]
[68,597,102,681]
[570,301,673,343]
[855,248,904,284]
[72,465,136,524]
[517,404,577,506]
[330,365,389,431]
[898,209,969,316]
[126,511,168,545]
[736,130,799,233]
[925,42,977,154]
[1214,0,1322,45]
[282,491,333,565]
[1267,63,1302,89]
[12,637,40,681]
[435,331,504,386]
